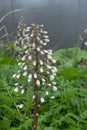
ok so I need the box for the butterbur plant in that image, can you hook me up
[13,23,57,130]
[80,28,87,49]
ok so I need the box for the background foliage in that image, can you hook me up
[0,46,87,130]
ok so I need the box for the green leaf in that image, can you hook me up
[0,117,11,130]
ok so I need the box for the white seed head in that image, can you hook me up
[27,37,31,42]
[33,125,36,128]
[33,61,36,66]
[36,47,40,51]
[79,36,83,41]
[19,37,22,41]
[50,96,55,99]
[17,104,24,109]
[36,80,40,86]
[45,39,50,42]
[28,55,32,60]
[43,31,48,34]
[42,42,47,46]
[48,83,51,87]
[37,36,40,41]
[40,68,44,73]
[21,89,25,94]
[16,74,20,79]
[48,49,52,53]
[41,51,44,55]
[52,68,57,73]
[25,50,29,54]
[17,33,20,36]
[18,63,21,66]
[53,73,56,76]
[41,78,46,82]
[19,85,23,88]
[40,97,45,103]
[52,59,56,64]
[30,33,34,37]
[39,60,43,65]
[12,74,16,78]
[32,43,35,48]
[33,95,35,99]
[22,56,26,61]
[46,71,50,75]
[42,82,45,85]
[24,45,28,49]
[21,63,25,67]
[53,86,57,91]
[23,65,28,70]
[51,68,57,74]
[14,87,19,92]
[47,54,52,60]
[46,65,52,69]
[23,72,27,76]
[85,42,87,45]
[14,83,19,86]
[50,75,54,80]
[34,73,37,79]
[28,78,31,82]
[84,29,87,33]
[48,50,52,55]
[40,40,44,44]
[21,40,24,46]
[45,91,49,95]
[26,26,31,31]
[36,113,39,116]
[28,74,32,79]
[52,66,57,71]
[44,35,49,38]
[52,82,56,85]
[44,50,48,53]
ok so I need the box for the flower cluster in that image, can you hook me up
[14,16,28,49]
[80,28,87,49]
[13,23,57,105]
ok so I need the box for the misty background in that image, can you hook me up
[0,0,87,50]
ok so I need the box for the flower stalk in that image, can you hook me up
[13,21,57,130]
[33,29,39,130]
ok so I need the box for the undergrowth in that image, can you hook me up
[0,46,87,130]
